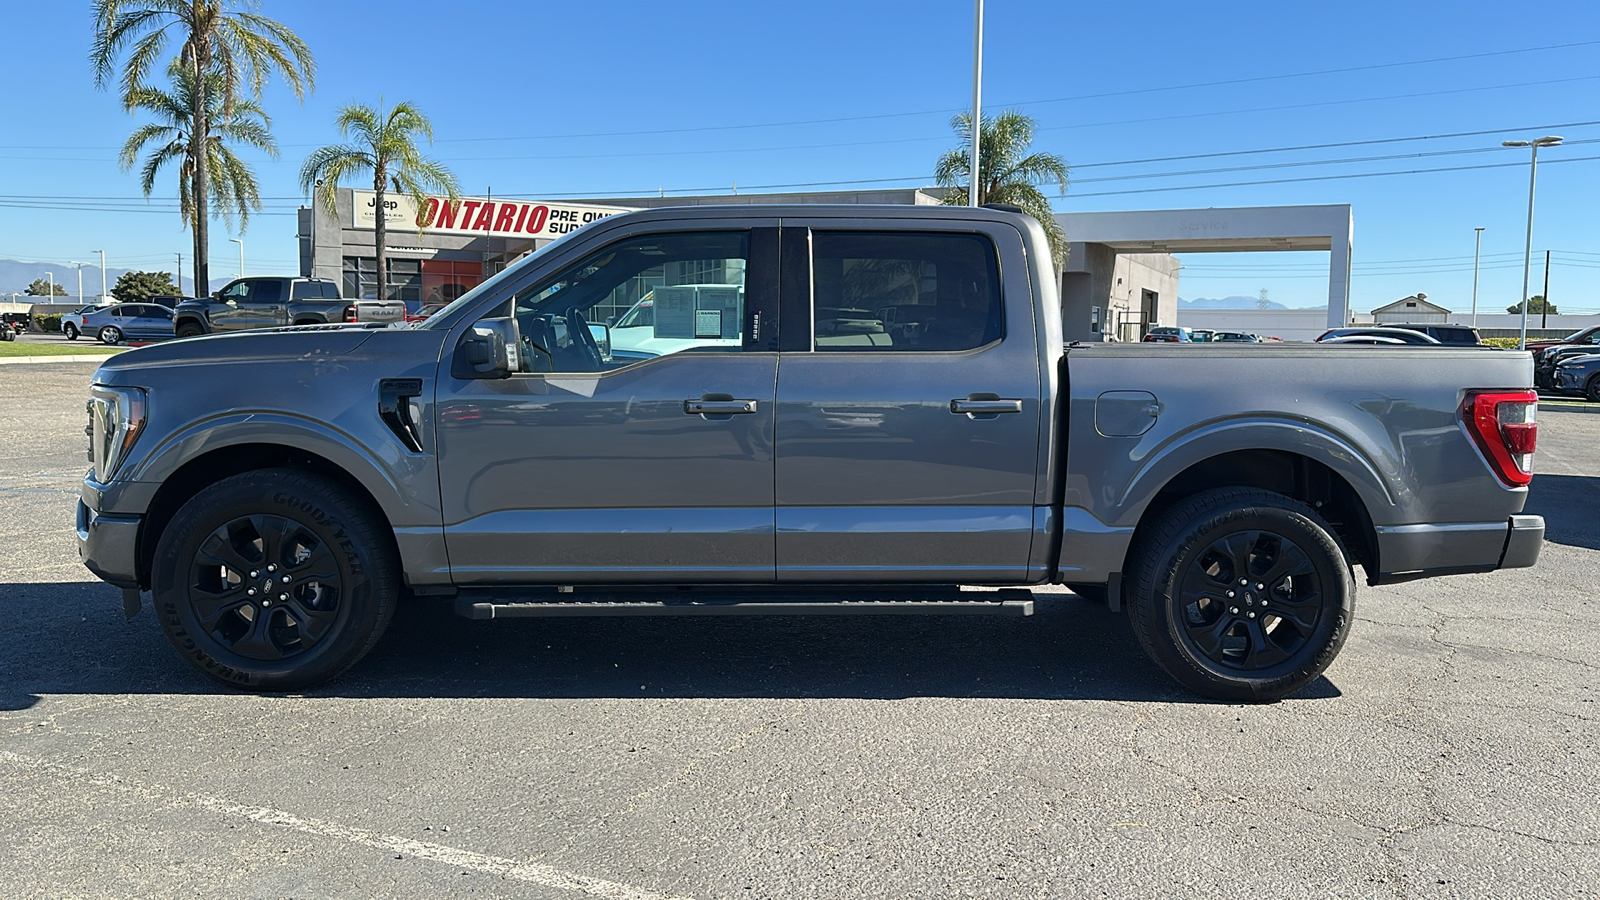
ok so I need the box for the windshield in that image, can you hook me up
[614,298,654,328]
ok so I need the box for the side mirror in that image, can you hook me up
[605,315,617,328]
[588,322,611,360]
[452,316,521,379]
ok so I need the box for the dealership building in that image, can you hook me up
[299,187,1353,338]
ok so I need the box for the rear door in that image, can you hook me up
[772,220,1043,583]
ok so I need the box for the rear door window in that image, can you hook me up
[809,231,1002,352]
[250,280,284,305]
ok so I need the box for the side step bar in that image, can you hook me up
[454,589,1036,620]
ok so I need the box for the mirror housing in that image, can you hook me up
[452,316,521,379]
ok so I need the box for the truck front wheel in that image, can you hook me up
[175,322,204,339]
[150,469,398,691]
[1126,488,1354,702]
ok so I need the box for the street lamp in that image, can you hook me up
[229,238,244,278]
[968,0,983,208]
[45,271,54,300]
[70,261,86,304]
[1502,136,1563,349]
[1470,227,1484,329]
[95,249,107,302]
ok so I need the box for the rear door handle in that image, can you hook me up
[684,395,758,416]
[950,395,1023,417]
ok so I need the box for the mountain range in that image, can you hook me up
[0,258,231,300]
[1179,295,1290,310]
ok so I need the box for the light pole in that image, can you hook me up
[968,0,983,207]
[1470,227,1484,328]
[229,238,244,278]
[70,261,86,304]
[46,271,54,301]
[1502,136,1562,349]
[95,249,107,301]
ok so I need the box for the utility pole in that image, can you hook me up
[1470,227,1484,328]
[175,253,183,294]
[46,271,54,300]
[1541,249,1551,329]
[968,0,983,207]
[70,262,84,304]
[96,249,107,301]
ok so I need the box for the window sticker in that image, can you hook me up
[695,309,723,339]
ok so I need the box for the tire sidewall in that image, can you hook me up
[1131,492,1355,701]
[64,324,78,340]
[1587,375,1600,403]
[100,326,120,345]
[152,471,393,690]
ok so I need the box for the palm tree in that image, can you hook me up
[299,101,460,301]
[92,0,314,295]
[119,63,276,238]
[935,110,1070,269]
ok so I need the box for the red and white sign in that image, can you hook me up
[352,190,628,240]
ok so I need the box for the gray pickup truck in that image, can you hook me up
[78,205,1543,700]
[172,276,356,337]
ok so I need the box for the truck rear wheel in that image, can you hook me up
[150,469,398,691]
[1126,488,1354,702]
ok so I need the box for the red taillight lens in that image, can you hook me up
[1462,390,1537,487]
[343,304,358,322]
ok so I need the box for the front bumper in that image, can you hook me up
[77,498,142,589]
[1552,369,1589,392]
[1372,515,1543,584]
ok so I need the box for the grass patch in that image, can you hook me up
[0,341,123,357]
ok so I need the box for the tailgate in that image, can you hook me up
[353,299,406,323]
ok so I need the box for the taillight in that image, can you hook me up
[1462,390,1537,487]
[343,304,358,322]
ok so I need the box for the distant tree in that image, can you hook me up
[25,278,68,297]
[299,100,459,301]
[935,110,1070,269]
[111,270,180,303]
[1508,295,1557,315]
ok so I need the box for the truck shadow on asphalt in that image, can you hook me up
[1526,474,1600,552]
[0,584,1340,709]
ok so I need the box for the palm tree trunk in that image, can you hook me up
[373,167,387,301]
[190,50,210,297]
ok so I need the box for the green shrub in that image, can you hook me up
[1481,337,1522,349]
[33,314,62,333]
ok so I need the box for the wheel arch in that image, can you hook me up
[134,435,409,591]
[173,313,208,334]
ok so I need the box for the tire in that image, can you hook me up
[1587,376,1600,404]
[99,326,122,345]
[151,469,398,691]
[175,322,204,339]
[1125,488,1355,702]
[63,323,78,341]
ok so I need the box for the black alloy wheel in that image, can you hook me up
[1587,375,1600,404]
[186,514,345,663]
[152,469,397,690]
[1127,488,1354,702]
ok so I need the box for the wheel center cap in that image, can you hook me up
[1244,591,1259,606]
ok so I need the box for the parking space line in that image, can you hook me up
[0,749,696,900]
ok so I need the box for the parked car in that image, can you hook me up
[607,287,745,359]
[1534,344,1600,389]
[1212,331,1262,343]
[0,319,15,341]
[1316,327,1441,345]
[172,276,345,337]
[1527,325,1600,356]
[1381,323,1481,346]
[60,304,105,341]
[79,204,1543,702]
[81,302,176,344]
[1551,352,1600,402]
[1189,329,1216,342]
[404,301,451,323]
[1142,326,1192,342]
[1320,335,1410,345]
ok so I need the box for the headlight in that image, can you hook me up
[86,385,147,483]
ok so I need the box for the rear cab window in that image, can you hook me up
[810,231,1003,352]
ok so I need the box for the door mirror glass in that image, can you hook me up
[453,316,520,379]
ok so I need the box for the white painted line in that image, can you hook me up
[0,749,696,900]
[0,354,118,365]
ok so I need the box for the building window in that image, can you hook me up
[342,256,425,306]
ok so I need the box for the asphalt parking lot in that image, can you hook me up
[1,361,1595,899]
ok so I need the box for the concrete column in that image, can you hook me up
[1327,210,1353,328]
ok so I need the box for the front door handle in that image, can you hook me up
[950,394,1023,418]
[684,394,758,416]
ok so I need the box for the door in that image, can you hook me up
[437,223,782,584]
[210,279,282,331]
[773,223,1043,583]
[131,304,173,339]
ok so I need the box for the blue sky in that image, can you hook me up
[2,0,1597,311]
